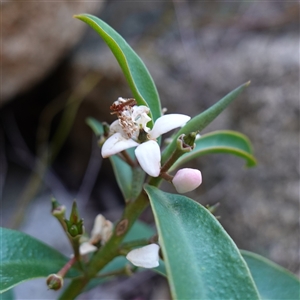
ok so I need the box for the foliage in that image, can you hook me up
[1,14,299,300]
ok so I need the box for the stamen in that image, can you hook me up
[109,99,152,142]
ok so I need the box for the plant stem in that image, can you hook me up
[121,150,136,168]
[118,238,151,255]
[59,191,149,299]
[57,256,77,277]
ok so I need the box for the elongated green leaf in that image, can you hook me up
[0,288,14,300]
[110,148,145,201]
[75,14,161,125]
[110,155,132,200]
[144,185,260,300]
[83,256,128,292]
[241,250,300,300]
[86,117,104,137]
[152,251,300,300]
[171,130,256,170]
[123,220,155,243]
[131,167,146,201]
[162,82,250,164]
[125,222,299,299]
[0,228,79,293]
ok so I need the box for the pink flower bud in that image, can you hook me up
[172,168,202,194]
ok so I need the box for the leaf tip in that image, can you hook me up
[73,14,85,21]
[246,158,257,168]
[245,80,251,87]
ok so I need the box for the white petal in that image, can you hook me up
[135,141,161,177]
[101,220,113,245]
[126,244,160,268]
[132,105,150,117]
[132,106,151,132]
[79,242,97,256]
[101,132,139,158]
[109,120,123,135]
[89,214,106,244]
[136,113,151,131]
[149,114,191,139]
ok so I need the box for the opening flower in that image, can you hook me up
[101,97,191,177]
[126,244,160,268]
[77,214,113,256]
[89,214,113,245]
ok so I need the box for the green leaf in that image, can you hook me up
[123,220,155,243]
[86,117,104,136]
[0,228,79,293]
[162,81,250,164]
[110,148,145,201]
[144,185,260,300]
[83,256,128,292]
[0,288,14,300]
[170,130,257,170]
[131,167,146,201]
[110,155,132,200]
[75,14,162,125]
[241,250,300,300]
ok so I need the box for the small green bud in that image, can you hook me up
[69,201,80,224]
[65,201,84,238]
[69,224,79,237]
[46,274,64,291]
[51,198,66,216]
[177,133,196,152]
[183,132,197,147]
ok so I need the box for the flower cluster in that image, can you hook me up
[101,97,191,177]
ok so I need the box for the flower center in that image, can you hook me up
[110,98,151,142]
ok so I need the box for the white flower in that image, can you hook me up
[89,214,113,245]
[102,98,190,177]
[126,244,160,268]
[172,168,202,193]
[79,242,98,256]
[76,214,113,256]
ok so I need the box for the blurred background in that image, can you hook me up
[1,1,299,299]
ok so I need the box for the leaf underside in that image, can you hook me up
[0,228,79,293]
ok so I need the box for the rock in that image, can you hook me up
[1,1,104,105]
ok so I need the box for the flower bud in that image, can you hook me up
[182,132,197,148]
[126,244,160,269]
[51,198,66,218]
[65,201,84,238]
[89,215,113,245]
[172,168,202,194]
[177,134,195,153]
[46,274,64,290]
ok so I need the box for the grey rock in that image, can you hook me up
[1,1,104,105]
